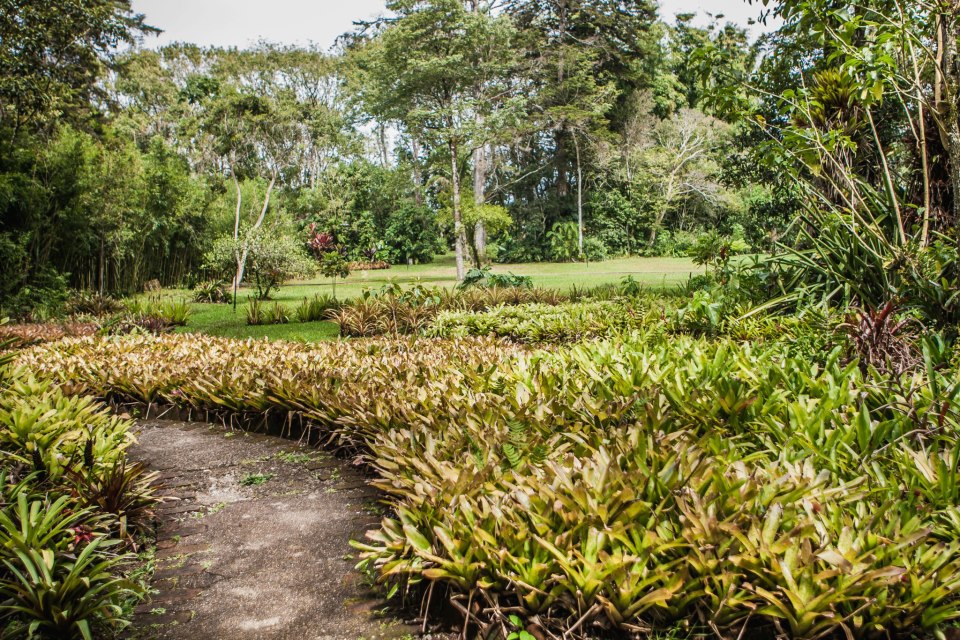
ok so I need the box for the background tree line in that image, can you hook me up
[3,0,956,318]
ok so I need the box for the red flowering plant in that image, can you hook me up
[306,223,336,261]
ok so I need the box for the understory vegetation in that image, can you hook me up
[0,338,158,638]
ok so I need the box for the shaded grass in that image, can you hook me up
[169,254,699,342]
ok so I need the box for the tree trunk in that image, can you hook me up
[231,167,243,303]
[472,143,491,267]
[942,11,960,228]
[98,234,105,295]
[573,133,584,256]
[450,140,467,281]
[378,122,389,167]
[555,130,569,198]
[411,136,424,207]
[232,173,243,241]
[235,172,277,289]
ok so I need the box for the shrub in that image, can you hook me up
[65,292,125,318]
[205,232,315,300]
[267,302,289,325]
[383,200,444,265]
[324,285,569,337]
[246,297,264,326]
[192,280,232,304]
[348,260,390,271]
[546,222,581,262]
[157,299,190,326]
[0,364,156,637]
[581,236,608,262]
[320,250,351,298]
[294,294,339,323]
[459,266,533,290]
[0,269,70,321]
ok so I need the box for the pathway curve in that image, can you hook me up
[126,420,422,640]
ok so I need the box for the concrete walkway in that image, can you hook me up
[126,420,422,640]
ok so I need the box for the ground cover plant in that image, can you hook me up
[18,309,960,639]
[0,337,158,638]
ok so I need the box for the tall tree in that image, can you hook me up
[349,0,514,279]
[0,0,155,135]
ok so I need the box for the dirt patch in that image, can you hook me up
[125,420,425,640]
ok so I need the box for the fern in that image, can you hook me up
[502,419,528,469]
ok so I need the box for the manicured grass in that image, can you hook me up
[168,254,700,342]
[178,303,340,342]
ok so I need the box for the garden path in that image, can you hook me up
[125,419,421,640]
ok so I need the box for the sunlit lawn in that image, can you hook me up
[169,254,701,342]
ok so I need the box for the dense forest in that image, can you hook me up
[2,0,958,319]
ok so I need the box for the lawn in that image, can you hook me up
[173,254,700,341]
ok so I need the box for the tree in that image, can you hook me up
[501,0,661,252]
[0,0,155,135]
[320,250,350,299]
[349,0,514,280]
[206,230,314,300]
[754,0,960,241]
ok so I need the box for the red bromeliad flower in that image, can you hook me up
[70,524,96,546]
[306,223,335,259]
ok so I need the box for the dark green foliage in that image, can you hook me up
[192,280,232,304]
[382,200,443,264]
[459,266,533,290]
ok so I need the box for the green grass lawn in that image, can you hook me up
[171,254,700,342]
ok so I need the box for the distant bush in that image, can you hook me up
[582,236,608,262]
[326,284,567,337]
[0,269,70,321]
[348,260,390,271]
[193,280,232,304]
[205,232,315,300]
[459,266,532,290]
[547,222,581,262]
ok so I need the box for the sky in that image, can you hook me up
[129,0,775,51]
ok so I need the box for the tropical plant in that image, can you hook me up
[459,266,532,290]
[246,297,264,326]
[16,330,960,637]
[192,280,232,304]
[294,294,339,323]
[546,222,582,262]
[320,250,350,299]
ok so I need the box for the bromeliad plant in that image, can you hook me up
[0,350,156,637]
[17,330,960,637]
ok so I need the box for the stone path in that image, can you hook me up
[126,420,423,640]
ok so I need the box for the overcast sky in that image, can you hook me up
[130,0,774,51]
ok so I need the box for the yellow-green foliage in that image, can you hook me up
[0,374,131,482]
[17,333,960,637]
[0,365,150,638]
[428,300,655,342]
